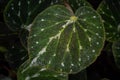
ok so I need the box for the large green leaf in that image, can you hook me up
[18,61,68,80]
[4,0,61,31]
[112,40,120,69]
[97,0,120,42]
[28,5,105,73]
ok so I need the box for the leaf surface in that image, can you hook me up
[29,5,105,73]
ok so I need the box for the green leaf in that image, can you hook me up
[112,40,120,69]
[97,0,120,42]
[4,0,61,31]
[18,61,68,80]
[29,5,105,73]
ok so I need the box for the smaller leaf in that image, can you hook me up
[97,0,120,42]
[106,0,120,24]
[4,0,61,31]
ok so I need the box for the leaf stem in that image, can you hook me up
[63,0,74,15]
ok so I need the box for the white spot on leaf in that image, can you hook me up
[28,12,31,16]
[79,46,83,50]
[36,41,39,44]
[41,19,45,21]
[88,37,92,41]
[8,14,10,17]
[55,22,59,25]
[54,75,58,77]
[18,11,20,16]
[79,58,81,62]
[84,29,87,32]
[41,28,44,31]
[61,62,64,67]
[83,18,86,21]
[60,69,62,71]
[18,1,21,6]
[33,34,37,37]
[87,56,90,60]
[55,13,58,15]
[109,25,112,28]
[39,0,41,4]
[28,1,30,4]
[96,26,99,29]
[53,54,56,57]
[96,33,99,36]
[92,50,95,53]
[25,76,30,80]
[93,16,96,18]
[102,11,105,14]
[32,73,40,78]
[48,60,51,64]
[78,3,81,6]
[11,7,14,10]
[96,42,99,45]
[71,64,74,66]
[40,68,47,71]
[111,16,114,19]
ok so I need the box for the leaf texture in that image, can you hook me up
[29,5,105,73]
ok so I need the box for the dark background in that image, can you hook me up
[1,0,120,80]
